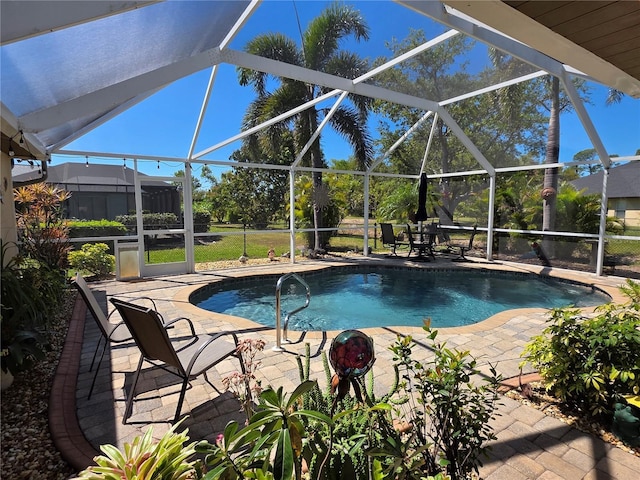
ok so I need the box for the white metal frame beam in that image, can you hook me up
[440,70,548,106]
[420,112,439,176]
[560,69,611,170]
[197,29,456,160]
[188,0,261,160]
[369,111,434,172]
[221,48,442,112]
[194,90,341,159]
[49,89,161,153]
[293,91,349,167]
[22,47,226,135]
[398,1,569,80]
[438,108,495,176]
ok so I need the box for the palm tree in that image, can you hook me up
[541,76,560,256]
[237,2,374,251]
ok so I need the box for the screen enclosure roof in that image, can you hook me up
[1,0,639,174]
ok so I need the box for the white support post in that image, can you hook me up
[363,173,370,256]
[595,169,609,276]
[133,159,144,278]
[486,174,496,261]
[184,162,195,273]
[289,168,296,264]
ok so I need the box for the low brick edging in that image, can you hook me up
[49,294,100,473]
[498,372,543,393]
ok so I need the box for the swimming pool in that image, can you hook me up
[191,267,610,331]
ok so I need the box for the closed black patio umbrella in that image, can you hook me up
[413,172,430,261]
[415,172,429,222]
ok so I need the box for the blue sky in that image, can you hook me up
[60,1,640,180]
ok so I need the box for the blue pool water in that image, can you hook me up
[192,268,610,331]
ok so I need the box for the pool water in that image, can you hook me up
[193,268,610,331]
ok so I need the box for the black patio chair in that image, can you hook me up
[73,272,163,399]
[380,223,409,256]
[110,297,245,424]
[450,225,478,262]
[73,272,134,399]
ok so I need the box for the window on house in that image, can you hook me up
[614,199,626,219]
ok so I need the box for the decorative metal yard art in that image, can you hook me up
[329,330,375,403]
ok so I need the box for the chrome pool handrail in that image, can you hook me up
[273,272,310,352]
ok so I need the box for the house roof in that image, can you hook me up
[1,0,639,170]
[12,162,172,189]
[571,162,640,198]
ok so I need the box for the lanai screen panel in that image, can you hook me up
[0,1,250,149]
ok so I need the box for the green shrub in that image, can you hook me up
[197,381,329,480]
[114,211,209,232]
[193,210,211,233]
[67,219,127,238]
[385,327,501,479]
[68,243,115,276]
[116,213,180,230]
[1,240,67,375]
[521,279,640,417]
[295,344,400,480]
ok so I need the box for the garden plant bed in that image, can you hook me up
[1,290,77,480]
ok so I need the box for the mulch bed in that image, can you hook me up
[1,290,78,480]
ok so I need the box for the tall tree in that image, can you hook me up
[536,75,591,256]
[573,149,604,176]
[541,76,560,252]
[237,2,374,250]
[173,169,202,196]
[373,32,546,224]
[223,139,292,229]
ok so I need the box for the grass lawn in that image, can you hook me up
[74,221,639,267]
[146,228,300,264]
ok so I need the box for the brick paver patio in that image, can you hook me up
[52,255,640,478]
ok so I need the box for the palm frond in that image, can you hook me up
[238,33,302,95]
[330,106,374,169]
[303,2,369,70]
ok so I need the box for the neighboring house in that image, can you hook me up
[12,162,180,221]
[570,162,640,228]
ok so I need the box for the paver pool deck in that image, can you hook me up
[51,254,640,479]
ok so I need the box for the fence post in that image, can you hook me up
[374,222,378,249]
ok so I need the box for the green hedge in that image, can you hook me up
[193,211,211,233]
[115,212,211,233]
[67,220,128,238]
[115,213,179,230]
